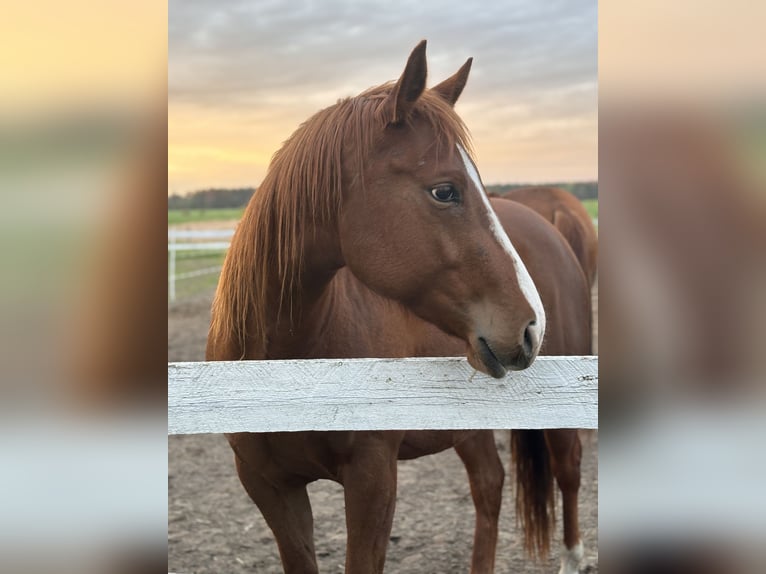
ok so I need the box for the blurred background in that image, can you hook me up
[0,2,167,574]
[599,1,766,572]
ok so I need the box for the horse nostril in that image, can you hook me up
[523,321,536,356]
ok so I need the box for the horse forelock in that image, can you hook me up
[208,82,474,359]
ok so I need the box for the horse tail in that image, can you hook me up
[511,429,555,560]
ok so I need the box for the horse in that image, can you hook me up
[398,195,592,574]
[500,190,596,573]
[486,188,596,573]
[207,40,589,573]
[502,186,598,287]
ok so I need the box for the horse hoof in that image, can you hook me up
[558,540,584,574]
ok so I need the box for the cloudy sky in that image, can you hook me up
[169,0,597,194]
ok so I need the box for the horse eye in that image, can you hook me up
[430,184,458,203]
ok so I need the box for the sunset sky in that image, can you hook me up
[169,0,597,194]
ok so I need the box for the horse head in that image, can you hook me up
[338,41,546,377]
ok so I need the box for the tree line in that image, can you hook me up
[168,182,597,210]
[168,188,256,210]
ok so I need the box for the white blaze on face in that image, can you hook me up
[457,144,546,348]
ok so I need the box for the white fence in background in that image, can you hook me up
[168,229,234,301]
[168,356,598,434]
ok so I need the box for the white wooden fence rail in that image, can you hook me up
[168,229,235,240]
[168,356,597,434]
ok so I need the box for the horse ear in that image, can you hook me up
[432,57,472,107]
[381,40,428,124]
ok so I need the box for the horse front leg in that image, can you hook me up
[454,430,504,574]
[544,429,584,574]
[228,433,318,574]
[341,430,405,574]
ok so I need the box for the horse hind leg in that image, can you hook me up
[454,430,504,574]
[544,429,584,574]
[231,439,318,574]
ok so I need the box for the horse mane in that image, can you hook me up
[208,83,473,359]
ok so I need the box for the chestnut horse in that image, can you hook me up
[497,189,596,574]
[503,186,598,287]
[491,187,596,573]
[207,41,588,573]
[399,196,591,574]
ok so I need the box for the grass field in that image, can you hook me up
[169,249,226,301]
[168,209,241,301]
[168,208,244,226]
[581,199,598,219]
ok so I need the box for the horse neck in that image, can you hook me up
[207,198,344,362]
[257,221,344,359]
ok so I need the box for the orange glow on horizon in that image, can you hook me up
[169,99,597,193]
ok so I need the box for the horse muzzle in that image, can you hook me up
[467,320,540,378]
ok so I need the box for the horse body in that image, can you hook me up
[208,41,589,574]
[504,186,598,287]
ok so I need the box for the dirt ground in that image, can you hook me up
[169,286,598,573]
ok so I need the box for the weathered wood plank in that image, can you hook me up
[168,356,597,434]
